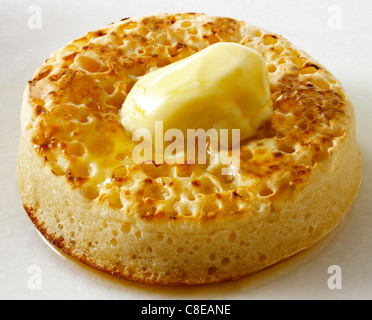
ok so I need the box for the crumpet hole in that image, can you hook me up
[303,109,317,121]
[78,56,108,73]
[50,162,65,176]
[259,185,274,197]
[274,45,284,54]
[254,30,262,37]
[263,35,278,45]
[109,191,123,209]
[120,22,138,31]
[296,119,309,131]
[181,21,192,28]
[278,142,296,154]
[312,78,331,90]
[82,184,99,200]
[113,166,128,180]
[121,223,131,234]
[299,66,318,75]
[267,64,277,73]
[208,267,217,275]
[292,56,306,68]
[241,149,253,161]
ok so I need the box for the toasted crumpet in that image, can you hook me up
[18,13,361,286]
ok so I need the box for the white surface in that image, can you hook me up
[1,0,371,300]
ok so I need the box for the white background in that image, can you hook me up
[1,0,371,300]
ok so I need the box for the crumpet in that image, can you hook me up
[18,13,361,286]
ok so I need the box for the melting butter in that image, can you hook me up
[120,42,273,141]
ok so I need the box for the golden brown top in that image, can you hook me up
[23,13,353,220]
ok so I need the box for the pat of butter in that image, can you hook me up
[120,42,273,141]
